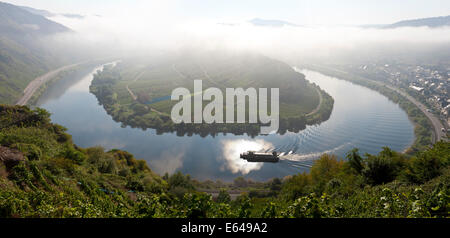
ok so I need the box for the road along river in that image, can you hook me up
[16,63,82,106]
[35,64,415,181]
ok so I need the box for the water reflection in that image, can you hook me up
[36,65,415,181]
[150,148,186,175]
[220,139,273,175]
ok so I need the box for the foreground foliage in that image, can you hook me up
[0,105,448,218]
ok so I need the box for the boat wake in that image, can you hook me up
[268,142,354,169]
[279,142,353,162]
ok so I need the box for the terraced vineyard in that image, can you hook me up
[90,51,334,136]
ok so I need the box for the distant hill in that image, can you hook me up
[386,15,450,28]
[362,15,450,29]
[19,5,85,19]
[249,18,301,27]
[0,2,71,104]
[19,5,54,17]
[0,2,70,36]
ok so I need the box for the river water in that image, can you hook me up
[36,64,415,181]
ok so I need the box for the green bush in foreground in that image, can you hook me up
[0,105,448,218]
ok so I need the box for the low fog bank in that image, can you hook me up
[45,14,450,67]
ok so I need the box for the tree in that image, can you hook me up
[346,148,364,174]
[233,176,248,188]
[217,189,231,204]
[281,173,311,200]
[168,172,194,190]
[132,103,149,116]
[362,147,406,185]
[235,194,253,218]
[269,178,282,196]
[310,154,343,192]
[404,144,446,184]
[362,155,396,185]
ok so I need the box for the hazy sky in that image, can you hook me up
[4,0,450,25]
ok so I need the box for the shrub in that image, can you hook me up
[404,154,443,184]
[404,142,449,184]
[182,193,212,218]
[8,162,34,189]
[362,148,406,185]
[281,173,311,200]
[310,154,343,192]
[260,202,278,218]
[12,143,42,161]
[98,157,118,174]
[42,157,76,176]
[281,193,328,218]
[168,172,194,190]
[235,194,252,218]
[362,155,397,185]
[217,189,231,204]
[62,145,87,165]
[126,177,145,192]
[346,148,364,174]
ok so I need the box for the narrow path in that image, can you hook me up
[198,65,224,88]
[305,86,323,117]
[125,70,168,116]
[293,67,323,117]
[172,64,188,79]
[149,108,168,116]
[126,71,145,101]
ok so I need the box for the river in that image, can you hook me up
[36,63,415,181]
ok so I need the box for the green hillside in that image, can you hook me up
[0,2,71,104]
[90,52,334,136]
[0,104,448,218]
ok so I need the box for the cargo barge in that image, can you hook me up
[240,151,280,163]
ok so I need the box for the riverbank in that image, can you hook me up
[34,65,415,181]
[16,63,84,106]
[15,59,118,107]
[299,64,434,154]
[383,85,446,143]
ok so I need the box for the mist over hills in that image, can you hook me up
[19,5,85,19]
[248,15,450,29]
[18,5,53,18]
[0,2,70,36]
[362,15,450,29]
[0,1,73,104]
[0,0,449,106]
[387,15,450,28]
[248,18,301,27]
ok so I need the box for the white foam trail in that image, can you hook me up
[280,142,353,162]
[291,164,312,169]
